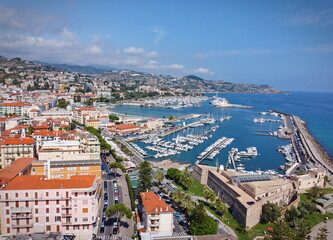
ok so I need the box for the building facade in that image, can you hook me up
[0,175,99,239]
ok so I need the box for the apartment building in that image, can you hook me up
[32,130,62,151]
[0,157,35,186]
[0,102,32,116]
[33,139,101,179]
[108,123,141,135]
[291,168,326,190]
[72,107,97,125]
[0,175,99,239]
[192,165,297,228]
[0,138,35,169]
[138,192,175,239]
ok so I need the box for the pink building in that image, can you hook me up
[0,175,100,239]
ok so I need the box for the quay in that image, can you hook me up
[272,110,333,176]
[171,113,209,121]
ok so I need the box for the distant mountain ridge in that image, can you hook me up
[32,61,120,74]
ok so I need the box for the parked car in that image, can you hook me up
[114,196,119,204]
[113,222,118,234]
[104,193,108,200]
[113,181,118,188]
[104,181,107,190]
[100,226,105,233]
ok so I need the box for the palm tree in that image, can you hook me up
[109,162,125,179]
[203,188,215,203]
[154,170,164,186]
[181,191,195,215]
[172,190,185,204]
[215,197,227,216]
[106,203,132,233]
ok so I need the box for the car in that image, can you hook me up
[104,199,108,205]
[113,222,118,234]
[104,193,108,200]
[100,226,105,233]
[103,204,107,211]
[113,181,118,188]
[162,195,169,200]
[104,181,107,190]
[114,188,118,193]
[114,196,119,204]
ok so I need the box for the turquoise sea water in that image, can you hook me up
[112,92,333,171]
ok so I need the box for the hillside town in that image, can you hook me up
[0,56,331,240]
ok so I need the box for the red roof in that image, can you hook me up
[87,119,99,122]
[109,124,139,130]
[140,192,175,214]
[2,175,96,190]
[0,157,36,184]
[33,130,62,137]
[0,138,34,145]
[0,102,32,107]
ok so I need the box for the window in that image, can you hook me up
[46,217,49,222]
[6,218,10,224]
[46,225,51,231]
[82,208,88,213]
[25,192,28,197]
[5,193,8,200]
[46,208,49,213]
[82,200,88,205]
[56,208,60,213]
[46,192,49,197]
[7,228,10,234]
[55,216,61,222]
[15,193,18,198]
[56,200,59,204]
[35,217,39,223]
[75,192,78,197]
[6,202,9,207]
[25,201,29,207]
[35,200,38,205]
[46,200,49,205]
[35,209,38,214]
[83,217,88,222]
[15,202,19,208]
[68,167,76,171]
[74,217,77,222]
[35,192,38,198]
[80,166,89,170]
[56,192,59,196]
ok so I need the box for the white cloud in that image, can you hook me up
[193,67,214,75]
[299,43,333,53]
[88,45,102,54]
[167,64,184,70]
[152,26,166,44]
[123,47,145,54]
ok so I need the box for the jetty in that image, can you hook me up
[272,110,333,175]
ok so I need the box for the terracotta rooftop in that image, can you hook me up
[0,157,36,184]
[0,102,32,107]
[0,137,34,145]
[140,192,175,214]
[33,130,62,137]
[2,175,96,190]
[109,123,140,130]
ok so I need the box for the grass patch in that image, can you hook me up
[188,178,206,197]
[172,177,206,197]
[305,212,333,229]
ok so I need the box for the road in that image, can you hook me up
[96,154,133,240]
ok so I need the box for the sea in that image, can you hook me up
[111,92,333,172]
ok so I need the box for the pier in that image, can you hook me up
[272,110,333,176]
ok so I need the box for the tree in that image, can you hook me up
[171,190,185,204]
[315,225,329,240]
[154,170,164,185]
[138,161,153,191]
[190,204,218,235]
[260,202,281,224]
[70,122,76,130]
[203,188,215,203]
[264,217,294,240]
[109,162,126,179]
[109,115,120,121]
[215,197,227,216]
[285,206,300,224]
[106,203,132,234]
[57,98,69,109]
[308,186,323,199]
[167,168,182,181]
[294,218,311,240]
[180,191,195,215]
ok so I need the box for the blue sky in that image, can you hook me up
[0,0,332,92]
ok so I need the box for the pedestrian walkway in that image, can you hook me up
[310,219,333,239]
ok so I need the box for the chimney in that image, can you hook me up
[155,207,158,212]
[160,207,162,212]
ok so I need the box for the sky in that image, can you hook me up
[0,0,333,92]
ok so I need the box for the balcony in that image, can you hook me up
[149,215,160,220]
[11,214,32,219]
[150,222,160,227]
[12,224,33,228]
[61,212,72,217]
[11,207,32,213]
[62,221,72,225]
[61,205,71,209]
